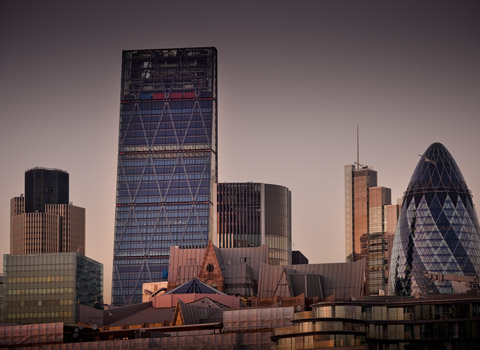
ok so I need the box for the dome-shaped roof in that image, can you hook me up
[406,142,469,200]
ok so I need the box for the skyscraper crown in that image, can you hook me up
[404,142,471,209]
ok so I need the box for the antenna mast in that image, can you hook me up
[356,125,360,170]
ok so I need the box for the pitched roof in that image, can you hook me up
[104,302,175,326]
[258,260,366,299]
[165,278,227,295]
[174,298,227,325]
[168,244,269,284]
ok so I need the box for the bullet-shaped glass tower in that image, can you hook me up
[388,143,480,295]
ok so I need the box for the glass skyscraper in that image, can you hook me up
[217,182,292,265]
[112,47,218,306]
[344,164,399,295]
[389,143,480,296]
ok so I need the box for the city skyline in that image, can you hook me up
[1,1,480,304]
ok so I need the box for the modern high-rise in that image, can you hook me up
[217,182,292,265]
[112,47,218,306]
[345,164,399,295]
[345,164,377,263]
[10,168,85,255]
[24,168,69,213]
[389,143,480,296]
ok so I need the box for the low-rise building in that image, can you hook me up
[272,293,480,349]
[2,253,103,325]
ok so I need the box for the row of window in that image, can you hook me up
[6,276,74,283]
[314,304,480,320]
[121,165,209,175]
[7,299,75,307]
[121,151,212,160]
[118,180,210,190]
[116,218,209,227]
[6,287,74,296]
[121,129,210,139]
[121,158,210,167]
[114,258,169,264]
[116,226,209,234]
[121,98,213,109]
[117,241,201,250]
[116,210,209,219]
[117,188,210,198]
[113,271,169,284]
[120,107,212,116]
[5,311,73,320]
[120,114,212,124]
[117,195,210,204]
[119,144,212,153]
[121,137,210,146]
[114,233,207,242]
[116,203,210,211]
[115,249,170,257]
[118,174,210,183]
[120,121,212,131]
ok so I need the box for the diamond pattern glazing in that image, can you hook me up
[112,48,217,306]
[388,143,480,295]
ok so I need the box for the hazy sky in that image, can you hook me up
[1,1,479,304]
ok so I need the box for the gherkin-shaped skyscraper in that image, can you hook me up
[388,143,480,295]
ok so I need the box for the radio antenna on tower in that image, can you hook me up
[356,124,360,170]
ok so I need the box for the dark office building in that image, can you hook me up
[10,168,85,255]
[217,182,292,265]
[389,143,480,296]
[25,168,69,213]
[112,47,218,306]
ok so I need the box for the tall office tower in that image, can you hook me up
[112,47,217,306]
[364,186,391,294]
[10,168,85,255]
[25,168,69,213]
[344,164,377,263]
[217,183,292,265]
[385,201,401,281]
[345,164,398,295]
[389,143,480,296]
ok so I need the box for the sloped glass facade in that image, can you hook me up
[112,48,217,306]
[388,143,480,295]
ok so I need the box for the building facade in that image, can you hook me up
[217,182,292,265]
[345,164,399,295]
[112,47,218,306]
[10,169,85,255]
[272,294,480,349]
[24,168,69,213]
[2,253,103,325]
[345,164,377,263]
[389,143,480,296]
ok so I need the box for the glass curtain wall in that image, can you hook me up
[112,48,217,306]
